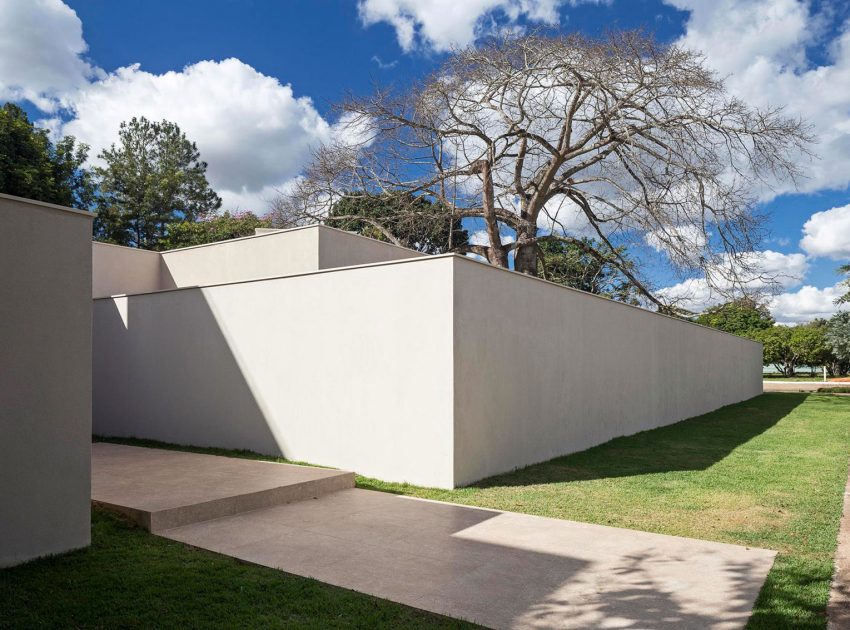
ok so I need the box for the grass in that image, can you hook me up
[7,393,849,628]
[0,508,473,629]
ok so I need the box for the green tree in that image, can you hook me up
[160,211,271,250]
[94,117,221,249]
[695,298,775,337]
[0,102,94,209]
[753,326,796,376]
[537,238,639,303]
[826,312,850,376]
[790,324,831,374]
[323,193,468,255]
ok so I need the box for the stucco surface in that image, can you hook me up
[93,257,456,487]
[92,225,424,299]
[452,257,764,485]
[92,242,161,297]
[0,194,92,567]
[92,237,762,488]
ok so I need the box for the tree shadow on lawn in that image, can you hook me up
[468,393,808,488]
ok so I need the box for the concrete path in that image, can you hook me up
[763,381,846,392]
[92,443,776,629]
[828,464,850,629]
[91,443,354,531]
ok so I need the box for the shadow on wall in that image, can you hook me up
[92,287,285,458]
[466,393,807,488]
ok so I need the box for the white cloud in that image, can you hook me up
[357,0,600,52]
[769,283,846,324]
[0,1,346,213]
[800,203,850,260]
[657,250,809,310]
[50,59,334,212]
[665,0,850,195]
[0,0,99,111]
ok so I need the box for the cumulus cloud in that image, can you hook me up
[357,0,600,52]
[769,283,847,324]
[0,0,99,111]
[800,203,850,260]
[50,59,334,211]
[657,250,809,311]
[0,1,348,213]
[665,0,850,195]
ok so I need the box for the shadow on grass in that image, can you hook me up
[463,393,808,489]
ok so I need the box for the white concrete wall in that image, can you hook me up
[93,257,456,487]
[159,227,320,288]
[92,249,762,489]
[93,242,161,298]
[91,225,423,298]
[0,193,92,567]
[451,256,764,486]
[317,226,425,268]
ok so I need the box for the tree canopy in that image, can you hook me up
[0,102,94,209]
[537,238,639,302]
[694,298,775,337]
[159,211,271,250]
[323,193,468,254]
[276,31,811,310]
[94,117,222,248]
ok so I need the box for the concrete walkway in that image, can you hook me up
[828,464,850,629]
[93,443,776,629]
[762,381,847,392]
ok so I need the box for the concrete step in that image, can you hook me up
[91,442,355,532]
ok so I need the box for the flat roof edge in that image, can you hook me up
[93,251,762,345]
[0,192,93,219]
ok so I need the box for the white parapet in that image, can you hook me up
[92,224,425,298]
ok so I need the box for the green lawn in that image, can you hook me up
[4,393,848,629]
[0,508,472,629]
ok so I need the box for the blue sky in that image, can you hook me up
[2,0,849,322]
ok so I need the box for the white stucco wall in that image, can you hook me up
[317,226,425,268]
[92,249,762,489]
[92,242,161,298]
[451,256,764,486]
[0,194,92,567]
[159,227,320,288]
[93,257,456,487]
[91,225,423,299]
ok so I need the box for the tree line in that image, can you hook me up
[0,103,268,250]
[694,299,850,377]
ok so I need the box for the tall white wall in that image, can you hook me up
[0,194,92,567]
[93,257,456,487]
[451,257,764,486]
[92,250,763,489]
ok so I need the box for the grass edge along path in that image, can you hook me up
[0,507,476,629]
[87,393,850,628]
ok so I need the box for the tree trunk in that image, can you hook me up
[514,242,538,276]
[478,159,509,268]
[513,221,539,276]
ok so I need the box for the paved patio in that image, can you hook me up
[92,443,776,629]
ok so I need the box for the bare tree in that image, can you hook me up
[273,31,812,309]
